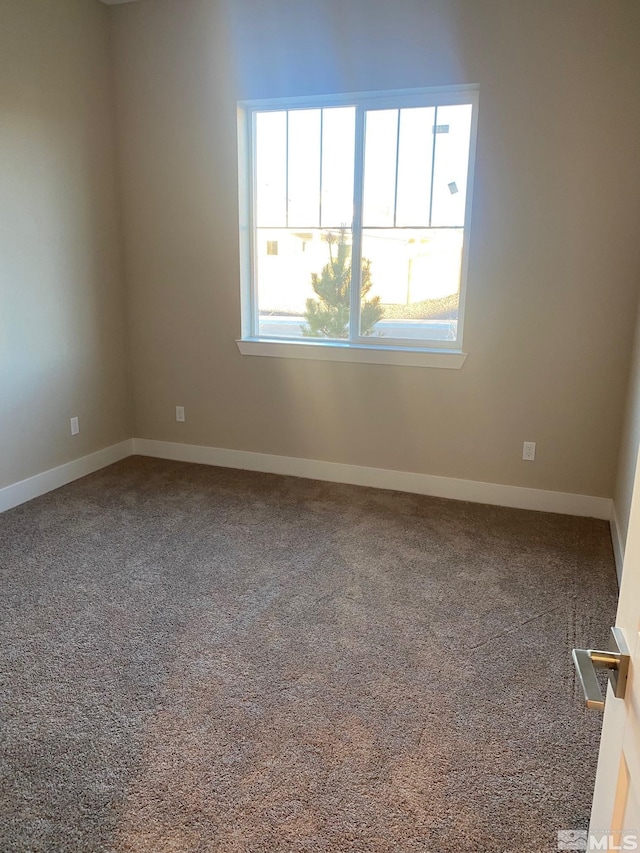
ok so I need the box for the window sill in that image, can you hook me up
[236,339,467,368]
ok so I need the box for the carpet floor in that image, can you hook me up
[0,456,618,852]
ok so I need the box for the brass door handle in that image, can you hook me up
[572,627,630,711]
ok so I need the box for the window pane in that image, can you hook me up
[395,107,434,227]
[360,228,463,341]
[288,109,321,227]
[247,90,476,349]
[431,104,473,227]
[256,227,352,340]
[321,107,356,228]
[255,111,287,227]
[362,109,398,227]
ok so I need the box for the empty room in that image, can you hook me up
[3,0,640,850]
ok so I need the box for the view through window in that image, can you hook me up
[240,88,478,350]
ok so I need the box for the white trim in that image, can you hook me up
[236,338,467,368]
[237,105,253,340]
[132,438,612,520]
[0,440,134,514]
[610,503,625,585]
[0,436,612,523]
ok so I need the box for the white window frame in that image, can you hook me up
[237,85,479,369]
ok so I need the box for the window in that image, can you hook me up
[237,86,478,367]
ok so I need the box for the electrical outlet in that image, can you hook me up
[522,441,536,461]
[176,406,185,423]
[70,416,79,436]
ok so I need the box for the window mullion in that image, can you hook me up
[428,105,438,227]
[285,110,289,228]
[349,105,365,342]
[319,109,324,227]
[393,108,400,228]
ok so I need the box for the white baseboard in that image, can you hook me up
[610,504,625,584]
[0,440,134,514]
[0,436,613,522]
[132,438,612,520]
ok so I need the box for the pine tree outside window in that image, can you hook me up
[237,87,478,367]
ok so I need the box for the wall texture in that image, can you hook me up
[111,0,640,498]
[0,0,131,489]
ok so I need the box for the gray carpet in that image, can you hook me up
[0,456,618,852]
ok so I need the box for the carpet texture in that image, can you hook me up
[0,456,618,852]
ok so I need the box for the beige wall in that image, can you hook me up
[0,0,131,489]
[614,298,640,549]
[118,0,640,497]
